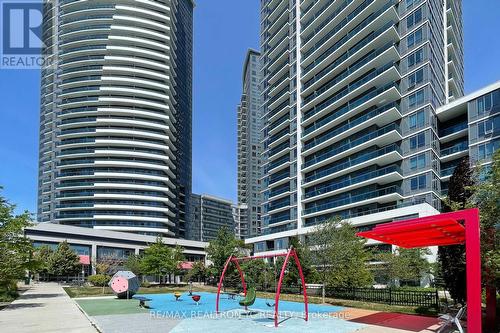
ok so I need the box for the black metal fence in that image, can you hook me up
[325,287,439,309]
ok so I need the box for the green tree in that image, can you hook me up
[438,157,472,304]
[124,254,142,275]
[308,217,373,288]
[470,150,500,322]
[379,248,431,287]
[48,241,81,278]
[33,245,54,277]
[0,191,38,296]
[140,237,184,283]
[206,227,244,280]
[185,260,207,283]
[275,237,318,288]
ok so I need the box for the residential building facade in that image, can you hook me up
[233,203,249,239]
[237,49,264,238]
[437,81,500,196]
[253,0,465,251]
[25,223,207,276]
[37,0,194,237]
[188,194,235,242]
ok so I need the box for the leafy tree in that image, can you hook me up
[308,217,373,288]
[240,259,272,288]
[470,150,500,320]
[274,237,318,288]
[48,241,81,277]
[185,260,207,283]
[87,274,111,287]
[0,191,38,295]
[124,254,142,275]
[378,248,431,287]
[206,227,244,280]
[33,245,54,277]
[140,237,184,283]
[438,157,472,304]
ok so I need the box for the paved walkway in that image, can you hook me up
[0,282,97,333]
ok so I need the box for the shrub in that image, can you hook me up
[141,281,151,288]
[87,274,110,287]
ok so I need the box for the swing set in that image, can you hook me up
[216,247,309,328]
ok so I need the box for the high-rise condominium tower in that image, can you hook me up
[258,0,463,238]
[37,0,194,237]
[237,49,264,238]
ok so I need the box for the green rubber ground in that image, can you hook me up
[76,298,150,316]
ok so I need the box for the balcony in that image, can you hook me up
[303,164,402,200]
[302,81,400,126]
[302,61,397,107]
[303,185,403,217]
[303,123,401,169]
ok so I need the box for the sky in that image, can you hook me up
[0,0,499,215]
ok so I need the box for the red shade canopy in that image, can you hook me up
[356,208,482,333]
[357,217,465,248]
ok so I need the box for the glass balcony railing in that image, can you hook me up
[268,140,290,157]
[440,166,456,177]
[268,127,289,145]
[441,141,468,156]
[303,144,401,183]
[303,0,374,52]
[268,154,290,170]
[302,41,395,91]
[303,20,395,75]
[267,198,291,212]
[439,122,468,137]
[303,123,400,168]
[302,0,353,33]
[302,61,396,106]
[269,170,290,185]
[303,81,399,122]
[303,100,398,137]
[303,102,398,151]
[304,165,401,199]
[269,185,290,198]
[303,185,402,215]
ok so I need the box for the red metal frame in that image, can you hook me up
[215,247,309,327]
[357,208,482,333]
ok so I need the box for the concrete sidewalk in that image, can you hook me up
[0,282,97,333]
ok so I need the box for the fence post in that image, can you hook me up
[435,289,439,309]
[389,288,392,305]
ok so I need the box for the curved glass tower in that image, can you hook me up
[37,0,193,237]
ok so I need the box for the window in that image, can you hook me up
[409,110,425,129]
[409,89,425,108]
[407,7,423,29]
[478,119,493,137]
[477,93,493,115]
[410,153,426,170]
[478,142,493,160]
[406,0,421,9]
[410,132,426,149]
[407,28,423,48]
[408,68,424,88]
[408,48,424,67]
[410,174,427,190]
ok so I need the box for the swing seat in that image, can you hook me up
[239,288,256,307]
[265,301,275,307]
